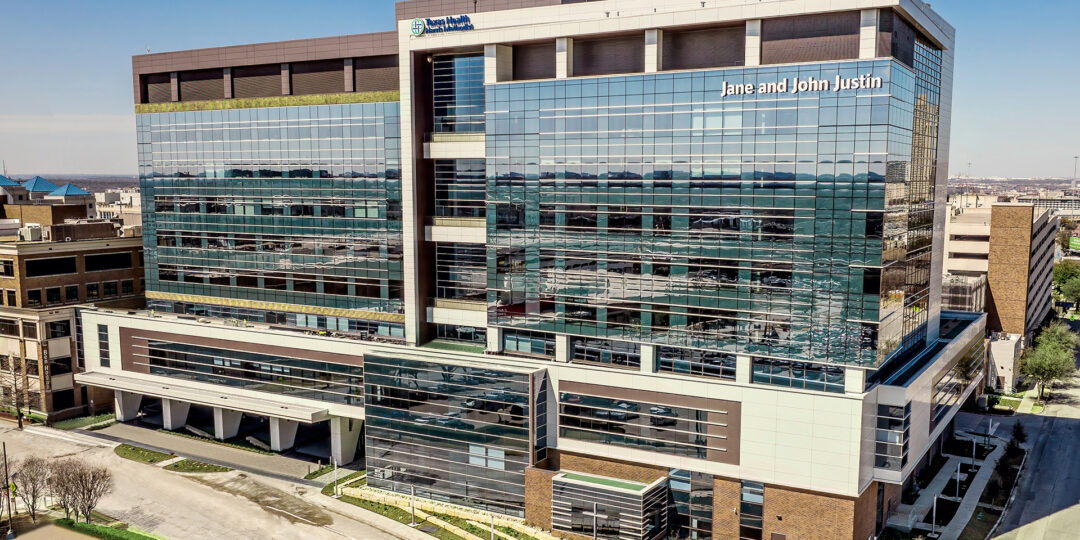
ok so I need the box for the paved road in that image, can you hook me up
[974,320,1080,539]
[0,423,418,540]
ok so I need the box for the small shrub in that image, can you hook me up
[54,518,158,540]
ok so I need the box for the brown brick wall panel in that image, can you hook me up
[524,466,556,529]
[2,204,89,226]
[987,205,1035,335]
[852,482,880,540]
[712,476,741,539]
[762,485,857,540]
[556,451,668,484]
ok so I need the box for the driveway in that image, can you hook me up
[0,423,418,540]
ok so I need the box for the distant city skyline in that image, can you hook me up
[0,0,1077,178]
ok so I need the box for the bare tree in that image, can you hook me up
[73,463,112,523]
[13,456,50,522]
[47,459,81,519]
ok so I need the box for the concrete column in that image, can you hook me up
[645,29,663,73]
[269,418,300,451]
[486,326,504,353]
[639,344,657,373]
[555,334,570,363]
[169,72,179,102]
[280,63,291,95]
[845,367,867,394]
[745,20,762,67]
[161,399,190,431]
[556,37,573,79]
[484,44,513,84]
[344,58,355,92]
[859,9,879,59]
[330,417,363,465]
[735,355,752,384]
[213,407,243,440]
[114,391,142,422]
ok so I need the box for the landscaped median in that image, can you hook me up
[163,459,232,473]
[333,484,553,540]
[54,517,162,540]
[114,443,173,464]
[114,443,231,474]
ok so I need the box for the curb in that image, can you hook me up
[985,449,1029,540]
[73,427,322,488]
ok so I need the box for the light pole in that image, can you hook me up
[1073,156,1078,190]
[3,442,13,539]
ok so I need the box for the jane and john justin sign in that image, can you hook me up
[722,73,883,97]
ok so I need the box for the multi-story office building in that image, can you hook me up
[0,219,144,421]
[1015,195,1080,218]
[944,202,1056,340]
[77,1,983,538]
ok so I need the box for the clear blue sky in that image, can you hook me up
[0,0,1076,178]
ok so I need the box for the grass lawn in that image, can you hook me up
[156,428,274,455]
[430,511,490,538]
[1032,403,1045,413]
[337,495,465,540]
[320,471,365,496]
[51,412,116,431]
[163,459,232,473]
[496,525,541,540]
[54,517,160,540]
[958,506,1001,540]
[114,444,172,464]
[305,463,336,480]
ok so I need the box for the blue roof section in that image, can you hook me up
[22,176,60,192]
[0,175,20,187]
[49,183,91,196]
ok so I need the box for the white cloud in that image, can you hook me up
[0,114,137,175]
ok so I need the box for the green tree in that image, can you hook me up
[1063,278,1080,304]
[1054,259,1080,287]
[1021,342,1076,402]
[1059,218,1079,251]
[1035,321,1080,351]
[1011,421,1027,445]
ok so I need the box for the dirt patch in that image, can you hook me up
[188,472,334,527]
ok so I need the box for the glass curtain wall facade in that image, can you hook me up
[138,104,405,339]
[487,57,942,370]
[364,356,534,515]
[139,340,364,405]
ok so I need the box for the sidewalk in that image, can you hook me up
[893,455,964,530]
[940,443,1006,540]
[86,422,318,481]
[1017,386,1041,414]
